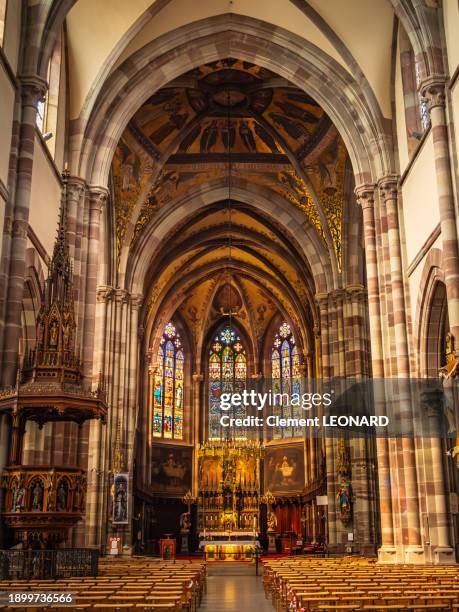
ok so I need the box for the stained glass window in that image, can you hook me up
[152,322,184,439]
[271,322,302,438]
[208,325,247,439]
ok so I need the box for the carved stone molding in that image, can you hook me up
[66,176,87,202]
[419,76,447,111]
[346,284,367,302]
[12,219,28,239]
[378,175,399,202]
[130,293,144,311]
[315,293,329,312]
[19,75,47,108]
[96,285,115,303]
[115,288,129,304]
[88,185,109,213]
[354,184,376,210]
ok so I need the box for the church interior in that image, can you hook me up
[1,0,459,609]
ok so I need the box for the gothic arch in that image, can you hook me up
[71,14,395,188]
[415,248,448,377]
[125,179,334,296]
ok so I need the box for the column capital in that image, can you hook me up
[131,293,143,310]
[419,76,447,111]
[346,284,367,299]
[66,175,87,200]
[96,285,115,303]
[192,372,204,383]
[19,75,47,108]
[115,288,129,304]
[329,288,345,304]
[378,175,399,201]
[88,185,109,208]
[354,184,376,209]
[315,292,329,309]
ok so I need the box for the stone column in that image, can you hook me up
[379,176,424,562]
[316,295,330,378]
[355,185,396,560]
[355,186,384,377]
[65,177,85,256]
[1,77,47,386]
[192,373,203,494]
[125,294,143,552]
[378,177,410,376]
[421,389,455,564]
[83,187,108,381]
[90,286,114,549]
[420,77,459,347]
[65,177,86,345]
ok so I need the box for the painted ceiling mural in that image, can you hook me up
[112,58,348,270]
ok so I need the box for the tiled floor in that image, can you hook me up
[200,564,273,611]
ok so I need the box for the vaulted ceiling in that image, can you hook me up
[110,58,350,354]
[112,59,347,262]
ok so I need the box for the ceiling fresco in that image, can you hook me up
[112,57,349,288]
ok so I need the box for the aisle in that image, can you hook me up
[200,564,273,611]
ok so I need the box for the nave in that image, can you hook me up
[200,565,271,612]
[1,1,459,600]
[2,556,459,610]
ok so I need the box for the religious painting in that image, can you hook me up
[264,443,305,494]
[235,456,257,489]
[199,456,223,490]
[112,473,129,524]
[151,445,192,495]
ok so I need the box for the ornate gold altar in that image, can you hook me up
[197,440,262,530]
[197,440,262,560]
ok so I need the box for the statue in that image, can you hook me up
[440,332,459,379]
[267,510,277,532]
[31,481,43,511]
[73,475,86,511]
[14,487,25,511]
[49,320,58,347]
[62,322,70,350]
[180,511,191,533]
[57,481,68,511]
[113,479,127,523]
[336,478,353,524]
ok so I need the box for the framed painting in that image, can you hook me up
[151,445,193,496]
[264,443,305,494]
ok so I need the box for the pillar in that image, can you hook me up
[421,389,455,564]
[420,77,459,349]
[192,373,203,495]
[355,184,396,561]
[355,186,384,377]
[1,77,47,386]
[379,176,424,563]
[83,187,108,381]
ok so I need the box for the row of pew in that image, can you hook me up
[0,556,206,611]
[262,556,459,611]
